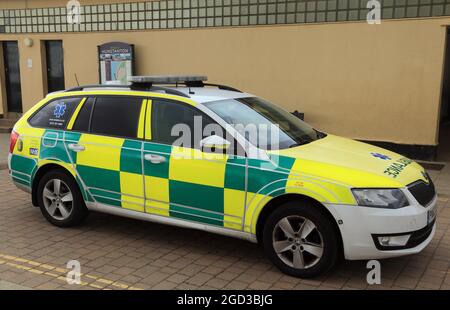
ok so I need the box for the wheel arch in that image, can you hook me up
[255,193,344,256]
[31,163,80,207]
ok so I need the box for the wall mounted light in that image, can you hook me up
[24,37,34,47]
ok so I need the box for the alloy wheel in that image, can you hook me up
[42,179,73,221]
[272,215,324,269]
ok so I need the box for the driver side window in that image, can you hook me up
[151,99,244,156]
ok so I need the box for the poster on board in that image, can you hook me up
[98,42,135,85]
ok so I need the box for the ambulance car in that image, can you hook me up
[8,75,437,278]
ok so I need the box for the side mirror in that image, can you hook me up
[199,135,230,152]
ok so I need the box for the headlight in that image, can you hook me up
[351,188,409,209]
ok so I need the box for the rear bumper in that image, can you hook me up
[326,195,437,260]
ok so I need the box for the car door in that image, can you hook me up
[143,98,246,230]
[67,95,146,211]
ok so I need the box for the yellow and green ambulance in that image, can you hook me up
[8,76,437,278]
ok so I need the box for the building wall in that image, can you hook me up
[0,0,448,147]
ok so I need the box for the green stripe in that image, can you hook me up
[10,155,36,176]
[169,180,224,226]
[143,142,171,179]
[12,176,31,187]
[40,130,71,163]
[120,139,143,174]
[76,165,120,193]
[89,188,121,207]
[224,156,246,191]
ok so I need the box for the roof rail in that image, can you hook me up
[64,84,190,98]
[65,84,130,92]
[203,83,242,93]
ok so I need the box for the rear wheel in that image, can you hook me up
[37,169,88,227]
[262,201,339,278]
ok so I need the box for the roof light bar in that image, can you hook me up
[129,75,207,84]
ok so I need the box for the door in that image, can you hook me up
[45,40,65,93]
[3,41,22,113]
[143,98,246,230]
[67,95,146,211]
[439,28,450,161]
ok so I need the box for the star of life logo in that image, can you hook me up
[54,102,67,118]
[371,152,391,160]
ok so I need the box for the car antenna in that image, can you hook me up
[74,73,80,86]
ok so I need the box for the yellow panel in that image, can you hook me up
[67,98,86,130]
[145,100,152,140]
[145,176,170,216]
[122,198,145,212]
[120,172,145,212]
[244,192,271,234]
[224,188,245,230]
[39,159,77,177]
[137,99,147,139]
[76,134,123,170]
[146,201,170,217]
[169,146,228,188]
[15,126,45,157]
[120,171,144,196]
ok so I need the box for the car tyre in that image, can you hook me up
[262,201,339,278]
[37,169,88,227]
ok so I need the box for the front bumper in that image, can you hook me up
[326,195,437,260]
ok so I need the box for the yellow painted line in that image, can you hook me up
[0,252,143,290]
[97,278,114,285]
[28,269,44,275]
[40,264,55,270]
[137,99,147,139]
[145,99,152,140]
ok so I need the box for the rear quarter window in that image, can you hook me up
[29,97,81,129]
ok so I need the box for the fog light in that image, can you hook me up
[378,235,410,247]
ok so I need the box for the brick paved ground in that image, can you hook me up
[0,166,449,290]
[0,134,9,169]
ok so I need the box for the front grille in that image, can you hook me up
[408,178,436,207]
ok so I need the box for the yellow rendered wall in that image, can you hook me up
[0,11,448,145]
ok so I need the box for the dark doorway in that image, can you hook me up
[437,29,450,161]
[439,29,450,161]
[2,41,22,113]
[45,40,65,93]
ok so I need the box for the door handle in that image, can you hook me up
[144,154,166,164]
[68,143,85,152]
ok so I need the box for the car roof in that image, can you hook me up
[163,87,254,103]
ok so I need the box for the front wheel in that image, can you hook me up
[37,169,89,227]
[262,202,339,278]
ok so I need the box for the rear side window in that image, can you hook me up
[90,96,142,138]
[72,97,94,132]
[29,97,81,129]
